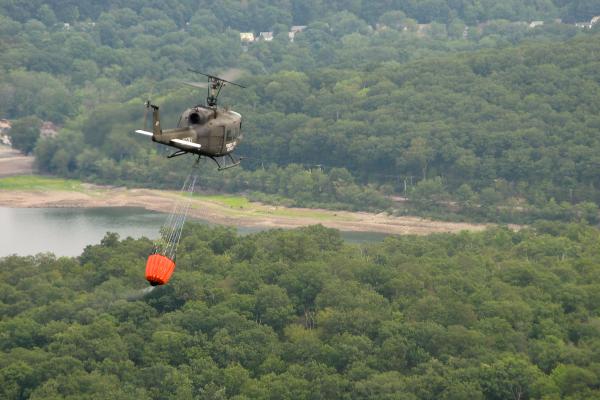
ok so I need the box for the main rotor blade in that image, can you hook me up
[187,68,246,88]
[182,80,209,89]
[220,68,244,84]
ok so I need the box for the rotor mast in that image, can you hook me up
[188,69,245,108]
[207,77,224,108]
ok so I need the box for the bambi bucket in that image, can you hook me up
[145,254,176,286]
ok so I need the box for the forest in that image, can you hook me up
[2,0,600,26]
[2,1,600,221]
[1,222,600,399]
[3,3,600,398]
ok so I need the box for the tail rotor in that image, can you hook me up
[143,100,150,130]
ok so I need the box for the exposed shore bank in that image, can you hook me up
[0,182,489,235]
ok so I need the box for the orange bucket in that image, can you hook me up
[145,254,176,286]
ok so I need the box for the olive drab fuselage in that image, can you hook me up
[152,105,242,158]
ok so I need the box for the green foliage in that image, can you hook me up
[3,1,600,221]
[2,222,600,398]
[0,176,82,191]
[7,116,42,154]
[1,0,597,27]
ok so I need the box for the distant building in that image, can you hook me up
[0,119,10,146]
[240,32,255,43]
[529,21,544,28]
[288,25,307,41]
[78,21,96,32]
[40,121,59,138]
[575,22,592,29]
[416,24,430,36]
[258,32,273,41]
[591,16,600,26]
[0,119,11,134]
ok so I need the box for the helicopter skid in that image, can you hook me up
[165,150,242,170]
[167,150,189,159]
[211,153,242,170]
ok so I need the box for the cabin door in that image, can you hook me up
[219,126,226,154]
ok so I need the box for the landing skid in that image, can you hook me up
[167,150,188,159]
[166,150,242,170]
[210,154,242,171]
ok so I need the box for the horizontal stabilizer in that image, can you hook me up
[170,139,201,149]
[135,130,153,137]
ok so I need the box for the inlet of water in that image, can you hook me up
[0,206,389,257]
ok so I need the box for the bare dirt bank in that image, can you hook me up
[0,146,34,177]
[0,185,490,235]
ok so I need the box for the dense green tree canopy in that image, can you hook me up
[8,116,42,154]
[1,222,600,398]
[2,1,600,221]
[1,0,598,25]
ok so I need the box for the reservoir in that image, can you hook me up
[0,207,388,257]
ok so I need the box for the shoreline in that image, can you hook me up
[0,184,490,235]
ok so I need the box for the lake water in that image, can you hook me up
[0,207,388,257]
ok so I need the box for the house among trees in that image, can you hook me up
[0,119,11,134]
[416,23,431,36]
[39,121,59,138]
[0,119,11,146]
[239,26,306,44]
[462,26,469,39]
[529,20,544,28]
[575,15,599,29]
[240,32,255,43]
[258,31,274,41]
[288,25,306,42]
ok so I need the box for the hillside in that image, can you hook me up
[2,0,599,27]
[3,3,600,399]
[1,1,600,222]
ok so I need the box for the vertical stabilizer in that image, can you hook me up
[150,104,162,137]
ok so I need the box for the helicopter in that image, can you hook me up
[135,70,245,170]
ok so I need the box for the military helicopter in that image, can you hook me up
[135,69,245,169]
